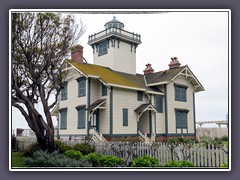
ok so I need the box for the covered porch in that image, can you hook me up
[87,99,107,142]
[134,103,158,142]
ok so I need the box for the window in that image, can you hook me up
[102,83,107,96]
[123,109,128,126]
[61,82,67,100]
[175,84,187,102]
[155,96,163,113]
[98,41,108,56]
[60,109,67,129]
[175,110,188,129]
[77,107,86,129]
[137,91,143,101]
[77,78,86,97]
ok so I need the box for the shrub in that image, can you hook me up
[220,163,228,168]
[131,155,159,167]
[55,140,73,154]
[64,150,83,160]
[161,160,194,167]
[73,143,94,155]
[85,152,102,167]
[98,155,125,167]
[22,142,41,157]
[25,150,92,167]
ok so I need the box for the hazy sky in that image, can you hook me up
[11,10,229,129]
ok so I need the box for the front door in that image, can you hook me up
[90,110,99,132]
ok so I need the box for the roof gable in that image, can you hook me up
[145,66,204,92]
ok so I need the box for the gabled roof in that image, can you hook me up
[145,66,204,92]
[134,103,158,116]
[145,66,186,85]
[87,99,106,111]
[68,60,164,95]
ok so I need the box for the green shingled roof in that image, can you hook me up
[68,60,145,90]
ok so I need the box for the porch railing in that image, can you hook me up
[90,128,106,142]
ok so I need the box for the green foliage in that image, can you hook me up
[85,153,101,167]
[22,142,41,157]
[167,137,196,144]
[131,156,159,167]
[85,152,102,167]
[25,150,91,167]
[85,153,125,167]
[55,140,73,153]
[221,135,228,142]
[64,150,83,160]
[161,160,194,167]
[73,143,95,155]
[12,152,28,167]
[98,155,125,167]
[220,163,228,168]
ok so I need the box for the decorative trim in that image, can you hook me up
[193,92,196,136]
[149,111,152,135]
[75,105,86,110]
[164,85,168,135]
[87,78,91,135]
[156,133,195,137]
[174,83,188,89]
[103,134,138,137]
[110,87,113,135]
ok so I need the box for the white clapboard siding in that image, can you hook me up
[59,72,88,135]
[166,75,195,134]
[112,87,149,134]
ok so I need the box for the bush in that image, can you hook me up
[131,155,159,167]
[98,155,125,167]
[220,163,228,168]
[22,142,42,157]
[64,150,83,160]
[85,152,102,167]
[55,140,73,154]
[161,160,194,167]
[25,150,92,167]
[73,143,94,155]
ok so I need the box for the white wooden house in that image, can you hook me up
[51,17,204,142]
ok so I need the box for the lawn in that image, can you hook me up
[12,152,28,168]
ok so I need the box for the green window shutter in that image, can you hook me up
[60,109,67,129]
[137,91,143,101]
[123,109,128,126]
[61,83,67,100]
[78,108,86,129]
[102,83,107,96]
[155,96,163,112]
[78,78,86,97]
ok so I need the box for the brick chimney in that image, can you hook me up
[168,57,181,69]
[143,63,154,75]
[71,44,83,64]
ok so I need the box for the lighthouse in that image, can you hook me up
[88,16,141,74]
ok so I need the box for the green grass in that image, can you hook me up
[12,152,28,168]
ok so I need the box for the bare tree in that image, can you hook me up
[11,12,85,152]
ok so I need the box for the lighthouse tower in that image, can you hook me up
[88,17,141,74]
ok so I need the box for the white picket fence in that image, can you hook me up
[90,141,228,167]
[15,137,228,167]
